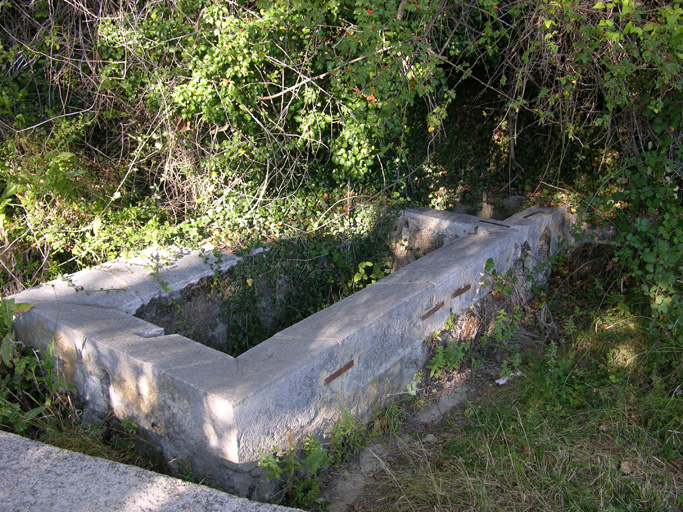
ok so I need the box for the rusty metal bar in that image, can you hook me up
[421,300,444,321]
[451,284,471,299]
[324,360,354,385]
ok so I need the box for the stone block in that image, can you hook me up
[232,281,435,462]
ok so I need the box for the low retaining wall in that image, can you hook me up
[10,207,573,497]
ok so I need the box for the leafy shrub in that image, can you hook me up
[0,298,65,434]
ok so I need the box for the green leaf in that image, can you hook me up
[0,298,16,330]
[54,151,75,162]
[0,183,20,201]
[1,332,14,369]
[624,22,642,36]
[642,251,656,263]
[24,406,46,421]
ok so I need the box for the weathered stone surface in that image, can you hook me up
[0,431,301,512]
[233,281,435,462]
[10,245,240,314]
[379,229,518,330]
[11,302,242,476]
[401,207,509,237]
[391,207,505,269]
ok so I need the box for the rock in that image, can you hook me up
[423,434,438,445]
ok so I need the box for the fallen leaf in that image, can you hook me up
[363,92,377,103]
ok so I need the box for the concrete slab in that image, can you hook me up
[377,229,519,330]
[231,282,436,463]
[0,431,301,512]
[391,207,507,268]
[11,302,245,477]
[147,248,240,297]
[10,246,240,314]
[401,207,509,237]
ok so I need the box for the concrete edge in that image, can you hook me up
[0,430,302,512]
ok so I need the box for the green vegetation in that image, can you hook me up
[0,297,162,471]
[2,0,681,342]
[136,199,399,355]
[259,434,331,508]
[363,245,682,512]
[1,298,48,433]
[0,0,681,508]
[259,408,372,508]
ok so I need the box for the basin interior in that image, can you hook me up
[134,210,460,356]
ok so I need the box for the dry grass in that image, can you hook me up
[366,397,681,511]
[359,250,683,512]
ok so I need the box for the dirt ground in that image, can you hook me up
[319,369,477,512]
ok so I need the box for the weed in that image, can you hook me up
[0,298,64,434]
[427,341,470,379]
[329,408,370,464]
[372,400,405,437]
[481,257,521,300]
[258,433,332,508]
[259,407,373,508]
[480,306,523,349]
[404,370,423,397]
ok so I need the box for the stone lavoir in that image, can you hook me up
[10,207,574,497]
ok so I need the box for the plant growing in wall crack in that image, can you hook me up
[427,340,471,379]
[328,408,370,464]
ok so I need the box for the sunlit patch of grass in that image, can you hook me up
[364,258,683,512]
[571,304,651,382]
[370,381,681,511]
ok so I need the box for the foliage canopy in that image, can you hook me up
[0,0,681,355]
